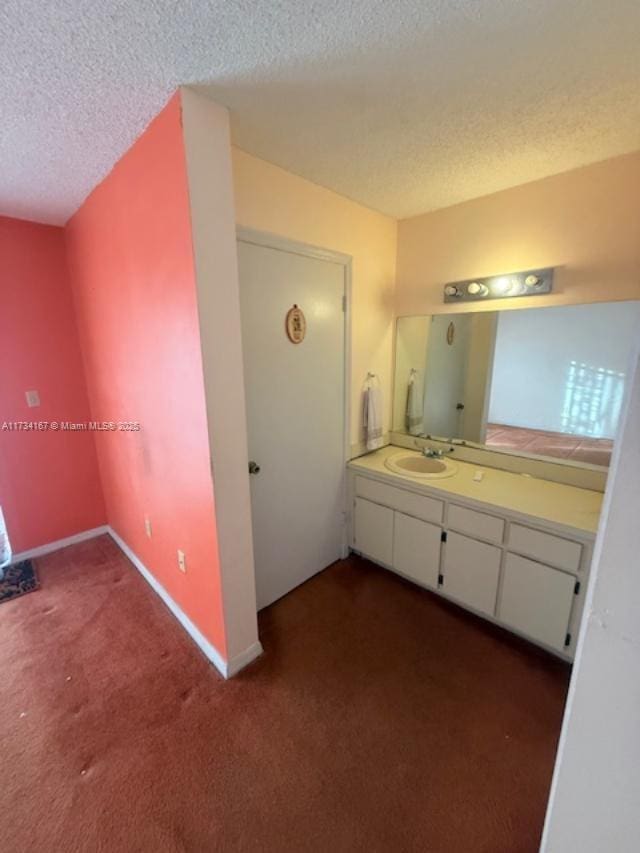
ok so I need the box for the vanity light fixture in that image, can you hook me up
[467,281,489,297]
[443,267,553,303]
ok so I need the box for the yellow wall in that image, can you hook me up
[232,148,397,451]
[233,148,640,450]
[396,151,640,317]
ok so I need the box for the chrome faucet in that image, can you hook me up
[413,438,454,458]
[422,447,443,458]
[421,446,454,458]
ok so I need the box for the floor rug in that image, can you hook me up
[0,560,38,604]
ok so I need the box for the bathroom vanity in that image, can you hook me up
[347,446,602,660]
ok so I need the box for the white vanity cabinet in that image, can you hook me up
[353,497,394,566]
[348,469,595,660]
[441,532,501,617]
[393,512,441,590]
[498,553,577,652]
[354,497,441,589]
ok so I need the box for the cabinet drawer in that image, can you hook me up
[393,512,441,590]
[448,503,505,544]
[508,524,582,573]
[354,498,394,566]
[441,532,501,617]
[355,476,443,524]
[499,554,576,652]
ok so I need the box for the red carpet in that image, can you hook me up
[1,535,569,851]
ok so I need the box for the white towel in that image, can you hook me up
[364,384,384,451]
[406,377,424,436]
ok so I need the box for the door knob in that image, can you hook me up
[248,461,261,475]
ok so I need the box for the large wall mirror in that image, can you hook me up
[393,301,640,469]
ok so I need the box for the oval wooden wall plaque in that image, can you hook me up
[286,304,306,344]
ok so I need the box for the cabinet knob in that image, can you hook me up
[248,461,261,475]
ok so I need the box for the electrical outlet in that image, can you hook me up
[144,515,152,538]
[177,549,186,573]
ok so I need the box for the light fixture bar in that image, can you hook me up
[443,267,554,303]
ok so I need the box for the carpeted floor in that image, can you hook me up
[1,535,569,852]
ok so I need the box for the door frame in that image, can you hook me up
[236,226,353,558]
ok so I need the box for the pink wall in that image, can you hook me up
[65,94,227,655]
[0,216,106,553]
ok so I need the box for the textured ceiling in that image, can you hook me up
[2,1,640,224]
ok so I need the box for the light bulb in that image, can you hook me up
[493,277,512,296]
[468,282,488,296]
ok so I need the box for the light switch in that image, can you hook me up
[177,550,186,573]
[25,390,40,407]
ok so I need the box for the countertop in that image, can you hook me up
[348,446,603,535]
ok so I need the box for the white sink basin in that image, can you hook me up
[385,451,457,479]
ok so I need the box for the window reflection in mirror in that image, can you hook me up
[393,301,640,469]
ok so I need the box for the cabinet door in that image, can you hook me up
[354,498,394,566]
[499,553,575,651]
[441,532,501,616]
[393,512,441,590]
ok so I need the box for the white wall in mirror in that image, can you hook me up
[489,303,637,439]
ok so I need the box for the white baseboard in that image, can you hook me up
[107,527,262,679]
[13,525,109,562]
[226,641,264,678]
